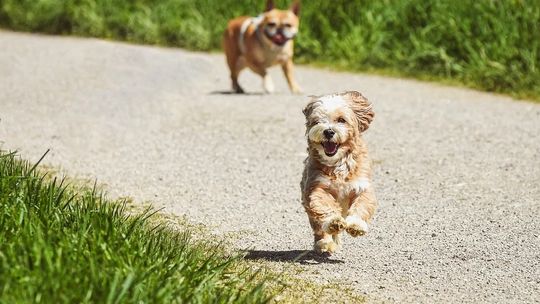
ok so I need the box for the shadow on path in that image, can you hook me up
[244,249,345,264]
[209,90,264,96]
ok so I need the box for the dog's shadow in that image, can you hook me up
[209,90,264,96]
[244,249,345,264]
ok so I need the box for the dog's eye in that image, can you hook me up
[267,22,277,27]
[337,117,347,123]
[283,23,292,28]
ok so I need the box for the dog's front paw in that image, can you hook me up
[323,216,347,235]
[345,216,369,237]
[263,75,275,94]
[314,239,339,255]
[291,85,302,94]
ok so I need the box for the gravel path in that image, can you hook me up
[1,31,539,303]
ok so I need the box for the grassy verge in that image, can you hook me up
[0,150,271,303]
[0,0,538,100]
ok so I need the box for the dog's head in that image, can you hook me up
[303,91,374,165]
[260,0,300,47]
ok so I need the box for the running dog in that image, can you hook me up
[222,0,301,94]
[301,91,377,254]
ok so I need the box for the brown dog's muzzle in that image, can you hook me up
[264,27,295,46]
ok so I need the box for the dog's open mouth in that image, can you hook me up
[269,33,289,46]
[322,141,339,156]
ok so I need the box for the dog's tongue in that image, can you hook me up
[323,142,338,154]
[272,33,286,45]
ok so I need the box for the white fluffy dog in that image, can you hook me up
[301,91,377,254]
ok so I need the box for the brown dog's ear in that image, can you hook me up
[265,0,275,11]
[342,91,374,133]
[290,0,301,16]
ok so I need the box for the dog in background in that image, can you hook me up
[301,91,376,254]
[222,0,302,94]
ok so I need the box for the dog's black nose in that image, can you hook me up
[323,129,335,139]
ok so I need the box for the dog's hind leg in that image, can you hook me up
[309,218,340,254]
[231,57,246,93]
[223,30,245,93]
[304,187,345,254]
[314,233,339,255]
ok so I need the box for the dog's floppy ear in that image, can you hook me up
[290,0,300,16]
[265,0,275,11]
[302,97,319,135]
[343,91,374,133]
[302,97,318,119]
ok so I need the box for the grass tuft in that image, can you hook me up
[0,150,272,303]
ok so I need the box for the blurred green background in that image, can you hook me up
[0,0,538,99]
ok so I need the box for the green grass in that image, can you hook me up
[0,150,273,303]
[0,0,538,100]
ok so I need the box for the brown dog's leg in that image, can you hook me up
[281,59,302,94]
[230,57,246,93]
[249,64,274,94]
[310,219,338,254]
[223,30,245,93]
[345,187,376,237]
[304,187,345,254]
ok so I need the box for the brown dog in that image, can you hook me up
[301,91,377,254]
[222,0,302,94]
